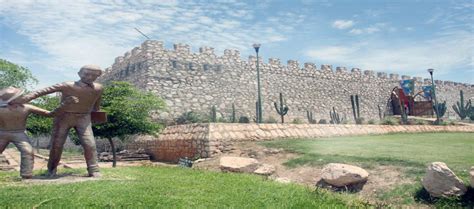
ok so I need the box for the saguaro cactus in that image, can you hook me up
[210,105,217,122]
[350,95,363,124]
[433,101,447,124]
[231,103,236,123]
[274,93,289,123]
[307,110,316,124]
[377,104,384,120]
[329,107,343,124]
[452,90,472,120]
[400,103,408,125]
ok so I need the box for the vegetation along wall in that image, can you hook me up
[99,40,474,122]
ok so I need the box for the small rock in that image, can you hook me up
[193,158,206,163]
[219,156,260,173]
[274,177,292,184]
[470,166,474,188]
[422,162,467,198]
[321,163,369,187]
[253,164,276,176]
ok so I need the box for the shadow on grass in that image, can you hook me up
[414,186,474,208]
[315,179,366,193]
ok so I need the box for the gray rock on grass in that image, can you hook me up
[321,163,369,187]
[219,156,260,173]
[422,162,467,198]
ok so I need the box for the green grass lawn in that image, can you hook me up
[261,132,474,207]
[0,166,367,208]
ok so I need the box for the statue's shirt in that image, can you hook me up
[23,81,103,114]
[0,104,50,131]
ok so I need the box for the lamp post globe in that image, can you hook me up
[253,43,263,123]
[427,68,434,75]
[253,44,261,53]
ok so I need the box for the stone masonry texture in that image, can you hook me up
[99,40,474,123]
[126,123,474,162]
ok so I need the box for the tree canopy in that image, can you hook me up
[93,81,166,140]
[0,59,38,89]
[26,96,59,136]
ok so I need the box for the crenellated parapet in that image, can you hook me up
[287,60,300,71]
[321,64,333,72]
[304,62,317,71]
[102,40,473,121]
[104,40,472,88]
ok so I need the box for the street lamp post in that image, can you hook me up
[253,43,263,123]
[428,68,439,124]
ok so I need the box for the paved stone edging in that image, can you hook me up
[126,123,474,162]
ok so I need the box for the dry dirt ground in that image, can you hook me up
[193,141,416,203]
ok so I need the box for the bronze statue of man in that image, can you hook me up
[12,65,104,177]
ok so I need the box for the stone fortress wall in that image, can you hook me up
[99,40,474,123]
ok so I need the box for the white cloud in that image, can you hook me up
[332,20,354,29]
[349,29,363,35]
[304,30,474,81]
[0,0,305,87]
[349,23,386,35]
[305,46,355,61]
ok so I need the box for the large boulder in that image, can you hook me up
[422,162,467,198]
[219,157,260,173]
[470,166,474,188]
[321,163,369,187]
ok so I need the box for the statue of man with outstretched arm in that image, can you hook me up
[11,65,104,177]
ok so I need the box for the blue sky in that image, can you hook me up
[1,0,473,88]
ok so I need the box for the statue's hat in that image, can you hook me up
[0,86,24,106]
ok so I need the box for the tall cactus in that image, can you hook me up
[350,95,362,124]
[274,93,289,123]
[377,104,384,120]
[433,101,447,124]
[400,103,408,125]
[307,110,316,124]
[452,90,472,120]
[469,106,474,121]
[210,105,217,122]
[231,103,236,123]
[329,107,343,124]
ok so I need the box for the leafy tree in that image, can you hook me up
[0,59,38,89]
[93,81,166,167]
[26,96,59,136]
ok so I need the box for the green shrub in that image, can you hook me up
[176,111,207,124]
[368,119,376,124]
[318,119,328,124]
[439,121,449,126]
[265,116,278,124]
[217,117,228,123]
[415,120,427,125]
[355,117,365,125]
[381,117,398,125]
[292,118,304,124]
[238,116,250,123]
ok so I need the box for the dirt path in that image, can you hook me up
[194,141,415,204]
